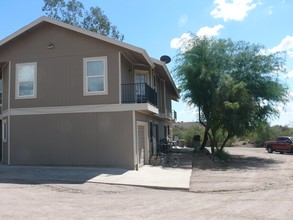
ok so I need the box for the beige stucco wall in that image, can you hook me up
[135,112,171,140]
[2,63,8,111]
[1,116,8,164]
[0,22,121,108]
[120,54,133,84]
[9,111,135,168]
[0,21,176,167]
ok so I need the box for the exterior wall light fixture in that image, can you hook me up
[48,43,54,49]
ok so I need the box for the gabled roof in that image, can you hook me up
[152,58,180,100]
[0,16,179,100]
[0,16,155,67]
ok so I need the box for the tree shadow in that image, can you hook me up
[192,153,281,171]
[227,155,281,170]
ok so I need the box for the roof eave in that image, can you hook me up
[152,58,180,100]
[0,16,155,68]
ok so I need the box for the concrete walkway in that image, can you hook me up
[0,164,192,190]
[89,165,191,189]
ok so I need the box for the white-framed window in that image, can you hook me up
[15,62,37,99]
[2,119,7,142]
[83,57,108,95]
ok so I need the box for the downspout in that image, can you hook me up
[118,52,122,104]
[132,111,138,170]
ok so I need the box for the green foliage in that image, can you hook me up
[172,126,186,140]
[212,128,235,147]
[173,124,204,147]
[214,149,231,162]
[183,126,204,147]
[42,0,124,41]
[246,123,293,146]
[174,36,288,153]
[248,122,275,146]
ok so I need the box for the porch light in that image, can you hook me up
[48,43,54,49]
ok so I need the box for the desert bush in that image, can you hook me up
[173,124,204,147]
[215,149,231,162]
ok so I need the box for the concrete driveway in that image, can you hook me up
[0,160,192,190]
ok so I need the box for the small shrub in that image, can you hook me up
[214,149,231,162]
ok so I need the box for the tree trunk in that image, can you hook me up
[220,133,232,151]
[210,128,218,154]
[199,106,209,151]
[211,145,215,154]
[200,127,209,150]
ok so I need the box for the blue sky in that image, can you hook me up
[1,0,293,126]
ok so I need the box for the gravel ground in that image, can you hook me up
[1,147,293,220]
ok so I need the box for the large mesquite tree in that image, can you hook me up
[175,36,288,153]
[42,0,124,41]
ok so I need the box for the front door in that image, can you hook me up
[138,125,145,167]
[137,122,149,167]
[135,71,148,103]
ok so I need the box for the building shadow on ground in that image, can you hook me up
[0,164,128,185]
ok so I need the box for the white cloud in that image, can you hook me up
[267,5,273,15]
[284,70,293,78]
[267,36,293,57]
[170,32,192,51]
[178,15,188,28]
[196,25,224,38]
[211,0,259,21]
[170,25,224,51]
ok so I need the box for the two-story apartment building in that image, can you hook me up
[0,17,179,169]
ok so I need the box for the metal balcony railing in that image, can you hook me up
[121,83,157,107]
[172,110,177,121]
[165,110,177,121]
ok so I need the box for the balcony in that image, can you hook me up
[172,110,177,121]
[160,110,177,121]
[121,83,157,107]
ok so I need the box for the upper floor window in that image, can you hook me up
[15,62,37,99]
[83,57,108,95]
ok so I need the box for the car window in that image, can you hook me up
[277,137,292,143]
[286,138,292,143]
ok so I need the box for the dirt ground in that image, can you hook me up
[1,147,293,220]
